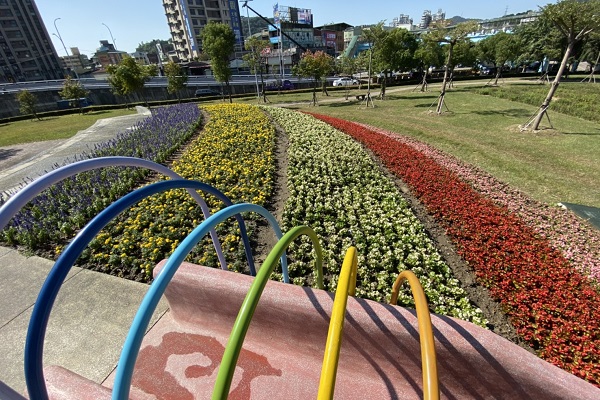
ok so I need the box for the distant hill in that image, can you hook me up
[241,16,273,38]
[447,15,480,24]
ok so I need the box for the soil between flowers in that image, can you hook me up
[252,112,533,354]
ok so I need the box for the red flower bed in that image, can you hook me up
[308,112,600,386]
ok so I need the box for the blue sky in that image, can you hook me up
[35,0,553,58]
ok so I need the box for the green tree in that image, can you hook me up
[414,37,444,92]
[476,32,522,85]
[361,23,389,98]
[164,61,188,102]
[242,36,271,102]
[201,22,236,103]
[579,31,600,82]
[526,0,600,130]
[447,39,477,86]
[107,56,158,107]
[58,75,89,113]
[426,21,479,114]
[373,28,418,98]
[514,13,564,68]
[16,90,40,120]
[292,50,333,106]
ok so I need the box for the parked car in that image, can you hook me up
[265,79,294,91]
[194,88,221,97]
[56,98,93,110]
[478,65,497,76]
[333,77,358,86]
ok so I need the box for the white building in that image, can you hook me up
[162,0,244,62]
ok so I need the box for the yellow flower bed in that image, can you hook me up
[83,104,276,280]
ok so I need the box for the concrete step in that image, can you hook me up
[44,261,600,399]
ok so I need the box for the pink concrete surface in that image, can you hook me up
[46,261,600,399]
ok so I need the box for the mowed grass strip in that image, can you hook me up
[283,83,600,208]
[0,109,137,147]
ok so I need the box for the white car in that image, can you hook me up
[333,77,358,86]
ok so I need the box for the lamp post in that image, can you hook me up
[53,18,69,56]
[102,23,117,50]
[241,0,260,98]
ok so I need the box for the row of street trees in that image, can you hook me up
[320,0,599,129]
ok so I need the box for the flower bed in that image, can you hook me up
[1,104,201,251]
[266,106,487,326]
[356,122,600,283]
[310,112,600,386]
[83,103,276,279]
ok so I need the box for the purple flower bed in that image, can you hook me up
[1,104,201,251]
[357,123,600,282]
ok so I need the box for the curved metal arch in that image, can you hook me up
[212,225,324,399]
[0,156,253,274]
[24,180,284,400]
[112,202,288,400]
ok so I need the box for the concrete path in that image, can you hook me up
[0,106,151,195]
[0,107,168,397]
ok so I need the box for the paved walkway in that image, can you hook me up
[0,107,168,397]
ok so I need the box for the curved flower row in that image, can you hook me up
[83,104,276,279]
[356,122,600,283]
[1,104,201,251]
[266,106,487,326]
[310,112,600,386]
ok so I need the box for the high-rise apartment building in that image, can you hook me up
[162,0,244,63]
[0,0,63,82]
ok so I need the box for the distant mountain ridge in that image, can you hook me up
[447,15,479,24]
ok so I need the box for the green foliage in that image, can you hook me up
[292,50,334,105]
[16,90,40,120]
[448,40,476,69]
[240,16,273,40]
[376,28,418,73]
[201,22,236,102]
[242,36,270,75]
[59,76,90,112]
[476,32,521,68]
[415,35,444,70]
[164,61,188,100]
[106,56,158,104]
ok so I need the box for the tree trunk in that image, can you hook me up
[380,73,386,99]
[531,41,575,130]
[493,67,501,86]
[226,81,232,103]
[420,72,428,92]
[312,82,317,106]
[436,44,453,114]
[322,80,329,96]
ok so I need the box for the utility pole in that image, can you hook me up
[102,23,117,50]
[53,18,69,56]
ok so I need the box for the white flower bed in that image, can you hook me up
[267,107,487,326]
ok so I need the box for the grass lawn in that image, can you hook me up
[240,80,600,208]
[0,109,137,147]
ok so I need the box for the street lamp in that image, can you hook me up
[53,18,69,56]
[241,0,260,98]
[102,23,117,50]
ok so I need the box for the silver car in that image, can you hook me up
[332,77,359,86]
